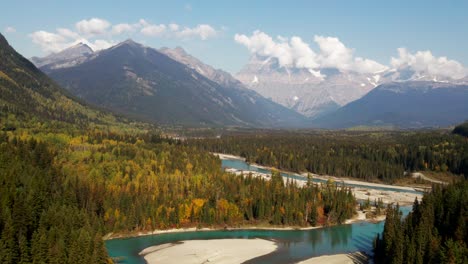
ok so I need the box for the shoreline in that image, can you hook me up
[298,252,369,264]
[105,205,383,240]
[216,152,422,192]
[105,152,420,241]
[138,238,369,264]
[140,238,278,264]
[216,153,423,206]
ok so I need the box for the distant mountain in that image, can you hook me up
[159,46,243,90]
[31,43,93,73]
[236,55,468,119]
[236,55,377,118]
[41,40,306,127]
[0,33,116,127]
[313,81,468,128]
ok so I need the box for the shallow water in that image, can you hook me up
[222,158,423,195]
[105,158,415,263]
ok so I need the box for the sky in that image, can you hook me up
[1,0,468,75]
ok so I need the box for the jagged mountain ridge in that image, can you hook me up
[313,81,468,128]
[236,54,378,117]
[236,54,468,118]
[39,40,306,127]
[31,43,94,73]
[0,33,114,126]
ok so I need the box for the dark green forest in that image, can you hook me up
[1,30,467,264]
[0,130,356,263]
[0,32,351,263]
[190,131,468,183]
[453,122,468,137]
[374,181,468,263]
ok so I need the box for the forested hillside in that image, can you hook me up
[0,129,358,263]
[0,32,357,263]
[374,181,468,263]
[453,122,468,137]
[190,131,468,183]
[0,33,124,129]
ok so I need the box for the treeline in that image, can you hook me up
[374,181,468,263]
[190,132,468,183]
[0,130,357,263]
[0,135,109,263]
[453,122,468,137]
[61,131,356,230]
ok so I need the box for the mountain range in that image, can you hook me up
[29,38,468,129]
[313,81,468,128]
[236,55,468,119]
[33,40,305,127]
[0,33,115,127]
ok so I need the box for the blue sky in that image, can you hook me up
[1,0,467,74]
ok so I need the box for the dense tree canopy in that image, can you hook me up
[374,181,468,263]
[0,129,357,263]
[190,131,468,183]
[453,122,468,137]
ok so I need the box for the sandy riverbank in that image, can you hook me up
[105,204,383,240]
[214,153,423,206]
[298,173,423,206]
[298,252,368,264]
[140,238,277,264]
[212,152,246,161]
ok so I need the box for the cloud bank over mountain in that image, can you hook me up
[29,17,219,54]
[235,30,468,80]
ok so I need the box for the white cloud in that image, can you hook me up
[30,31,68,53]
[391,48,468,79]
[56,28,80,39]
[30,27,113,53]
[89,39,115,50]
[314,36,353,70]
[290,36,319,69]
[234,31,293,66]
[111,23,135,35]
[140,21,217,40]
[75,18,111,35]
[141,23,166,36]
[235,31,388,74]
[30,18,219,55]
[177,24,217,40]
[5,26,16,33]
[169,23,180,31]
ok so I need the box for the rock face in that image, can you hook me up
[31,43,94,72]
[313,81,468,128]
[236,55,468,119]
[38,40,306,127]
[236,55,378,118]
[0,33,106,124]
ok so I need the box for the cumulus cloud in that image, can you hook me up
[168,23,180,31]
[56,28,80,39]
[234,31,295,66]
[140,23,167,37]
[30,27,113,53]
[30,31,68,53]
[140,20,217,40]
[30,17,219,55]
[5,26,16,33]
[176,24,217,40]
[111,23,135,35]
[89,39,115,50]
[391,48,468,79]
[235,31,387,74]
[75,18,111,35]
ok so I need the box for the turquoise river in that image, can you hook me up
[105,157,416,263]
